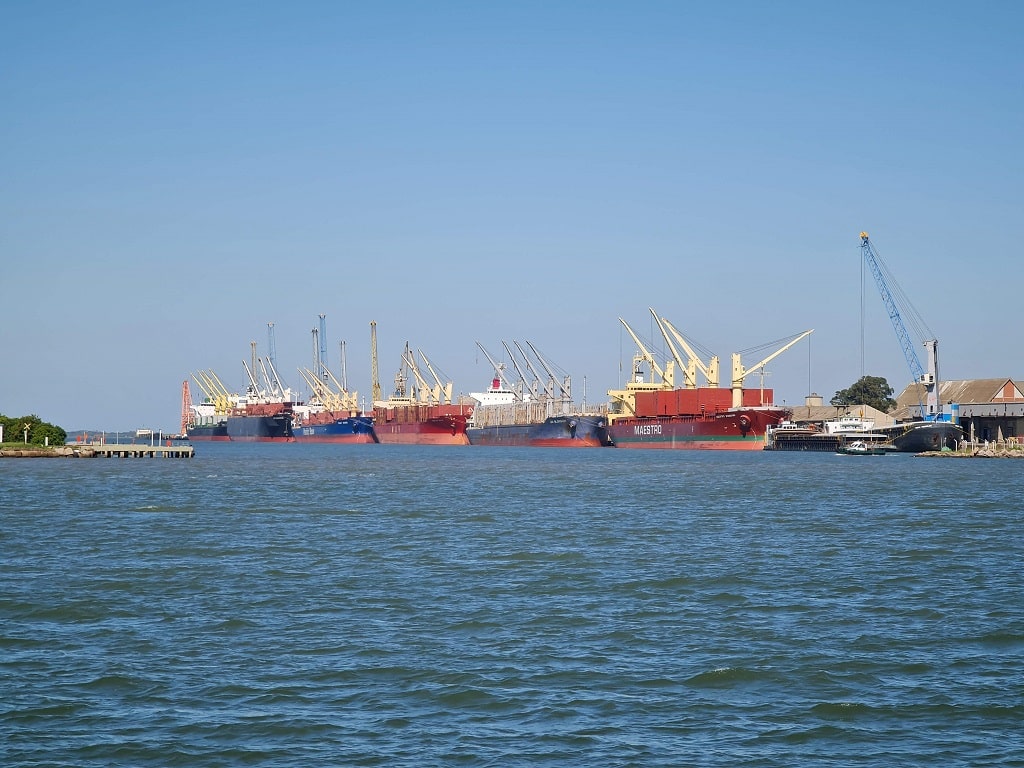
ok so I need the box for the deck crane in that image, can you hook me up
[730,329,813,408]
[370,321,382,404]
[618,317,676,389]
[525,341,572,403]
[476,342,524,399]
[402,344,437,404]
[860,232,942,419]
[419,350,453,404]
[257,357,281,399]
[266,356,289,400]
[192,369,235,413]
[650,309,697,388]
[267,323,285,393]
[242,358,261,398]
[605,318,677,422]
[657,313,721,388]
[297,366,335,408]
[513,341,556,400]
[502,341,540,401]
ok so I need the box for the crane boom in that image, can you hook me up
[618,318,674,387]
[419,350,453,404]
[660,315,720,387]
[860,232,940,418]
[730,330,813,407]
[502,341,538,399]
[476,342,518,393]
[525,341,571,401]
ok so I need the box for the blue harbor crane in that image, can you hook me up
[859,232,943,420]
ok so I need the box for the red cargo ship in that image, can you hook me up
[372,402,473,445]
[371,340,472,445]
[607,386,788,450]
[607,312,811,450]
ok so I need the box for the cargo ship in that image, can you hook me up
[878,419,963,452]
[373,402,472,445]
[291,409,376,443]
[466,347,610,447]
[468,411,611,447]
[607,311,812,450]
[529,414,611,447]
[371,341,472,445]
[292,365,377,444]
[187,402,230,441]
[608,386,788,450]
[226,400,295,442]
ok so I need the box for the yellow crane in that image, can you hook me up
[658,313,720,388]
[606,317,676,422]
[730,330,814,407]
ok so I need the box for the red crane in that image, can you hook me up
[180,379,192,437]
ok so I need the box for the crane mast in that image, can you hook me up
[860,232,940,419]
[318,314,328,383]
[370,321,381,403]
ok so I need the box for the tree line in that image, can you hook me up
[0,414,67,446]
[830,375,897,413]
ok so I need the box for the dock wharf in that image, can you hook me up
[0,443,194,459]
[76,442,194,458]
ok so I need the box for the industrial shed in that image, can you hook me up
[894,378,1024,442]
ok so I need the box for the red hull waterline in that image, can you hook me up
[374,420,471,445]
[372,404,473,446]
[530,437,606,448]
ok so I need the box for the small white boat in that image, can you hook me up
[836,440,886,455]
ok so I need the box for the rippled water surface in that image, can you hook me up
[2,445,1022,766]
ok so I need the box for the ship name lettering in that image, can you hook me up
[634,424,662,436]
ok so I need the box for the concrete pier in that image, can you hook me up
[76,442,194,458]
[0,443,194,458]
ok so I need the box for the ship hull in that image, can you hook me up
[293,416,378,444]
[373,417,470,445]
[529,415,610,447]
[467,423,533,446]
[187,422,230,442]
[608,408,786,450]
[226,414,295,443]
[372,404,472,445]
[467,416,610,447]
[881,421,963,452]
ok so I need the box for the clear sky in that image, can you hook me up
[3,1,1021,431]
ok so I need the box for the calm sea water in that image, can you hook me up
[1,444,1022,767]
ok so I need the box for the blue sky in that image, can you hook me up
[3,1,1021,431]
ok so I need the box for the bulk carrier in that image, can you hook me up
[291,361,377,444]
[466,342,610,447]
[370,335,472,445]
[606,310,811,451]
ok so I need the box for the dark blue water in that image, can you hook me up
[2,445,1022,766]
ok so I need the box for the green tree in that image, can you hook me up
[831,376,896,413]
[0,413,67,445]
